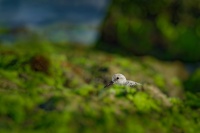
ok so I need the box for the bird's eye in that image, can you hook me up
[116,77,119,79]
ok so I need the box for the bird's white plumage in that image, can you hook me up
[111,74,141,87]
[125,80,141,87]
[103,74,171,107]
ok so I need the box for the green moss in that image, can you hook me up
[153,74,166,88]
[185,69,200,93]
[128,92,161,112]
[0,43,199,133]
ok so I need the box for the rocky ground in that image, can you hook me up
[0,41,199,133]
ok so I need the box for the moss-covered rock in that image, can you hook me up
[97,0,200,62]
[0,43,199,133]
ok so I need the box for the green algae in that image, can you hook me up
[0,43,199,133]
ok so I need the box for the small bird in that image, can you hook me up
[104,73,141,88]
[103,73,171,107]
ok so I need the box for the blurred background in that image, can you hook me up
[97,0,200,62]
[1,0,200,61]
[0,0,110,44]
[0,0,200,133]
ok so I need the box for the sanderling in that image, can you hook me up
[104,73,141,88]
[102,73,172,107]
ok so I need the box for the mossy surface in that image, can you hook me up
[0,42,199,133]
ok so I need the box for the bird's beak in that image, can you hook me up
[104,81,114,88]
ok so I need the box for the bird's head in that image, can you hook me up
[104,73,127,88]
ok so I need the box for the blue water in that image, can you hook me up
[0,0,110,44]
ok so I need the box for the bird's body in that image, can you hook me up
[103,73,171,107]
[104,73,141,88]
[124,80,141,87]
